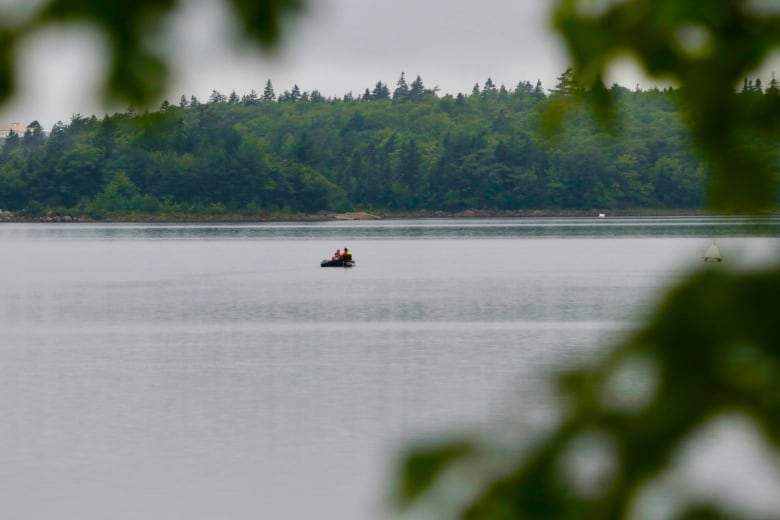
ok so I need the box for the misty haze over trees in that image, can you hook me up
[0,71,778,218]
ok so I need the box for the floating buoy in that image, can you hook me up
[704,240,722,263]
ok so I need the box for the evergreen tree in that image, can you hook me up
[46,121,68,154]
[262,79,276,102]
[550,68,584,96]
[290,84,302,102]
[482,77,496,97]
[533,80,545,97]
[22,121,45,146]
[372,81,390,100]
[409,75,425,101]
[514,81,533,96]
[393,72,409,101]
[209,90,227,103]
[768,73,780,96]
[498,84,509,101]
[0,130,20,161]
[241,89,259,105]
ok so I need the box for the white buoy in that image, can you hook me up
[704,240,722,263]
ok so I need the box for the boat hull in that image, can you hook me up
[321,258,355,267]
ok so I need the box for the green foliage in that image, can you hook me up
[89,172,140,216]
[1,80,759,217]
[396,441,475,507]
[552,0,780,211]
[0,0,301,107]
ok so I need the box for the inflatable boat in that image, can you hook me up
[321,257,355,267]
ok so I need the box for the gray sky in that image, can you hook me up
[0,0,658,130]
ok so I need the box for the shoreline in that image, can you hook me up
[0,208,776,223]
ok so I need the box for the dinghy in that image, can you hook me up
[321,247,355,267]
[321,257,356,268]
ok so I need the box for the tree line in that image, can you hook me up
[0,71,777,218]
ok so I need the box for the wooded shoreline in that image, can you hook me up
[2,208,770,224]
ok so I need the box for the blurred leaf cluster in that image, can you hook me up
[552,0,780,211]
[0,0,301,106]
[396,1,780,518]
[397,268,780,519]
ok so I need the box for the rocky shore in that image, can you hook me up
[0,210,82,222]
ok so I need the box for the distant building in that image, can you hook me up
[0,123,27,138]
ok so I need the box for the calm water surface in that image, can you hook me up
[0,217,777,519]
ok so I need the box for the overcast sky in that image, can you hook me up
[0,0,660,130]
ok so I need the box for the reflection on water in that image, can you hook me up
[1,215,778,241]
[0,218,777,520]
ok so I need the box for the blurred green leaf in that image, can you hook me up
[395,440,474,507]
[552,0,780,211]
[1,0,302,107]
[0,30,15,103]
[227,0,304,47]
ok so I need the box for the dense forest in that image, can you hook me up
[0,71,778,218]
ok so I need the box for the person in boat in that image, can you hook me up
[333,249,342,260]
[343,247,351,262]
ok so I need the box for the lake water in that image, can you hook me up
[0,217,778,520]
